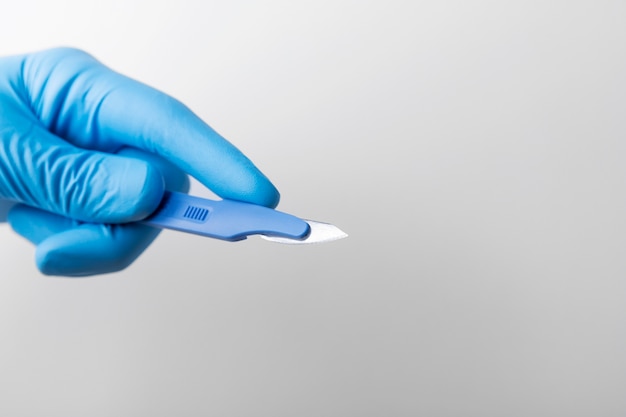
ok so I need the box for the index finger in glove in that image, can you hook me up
[21,47,280,208]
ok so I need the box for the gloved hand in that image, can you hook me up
[0,47,279,277]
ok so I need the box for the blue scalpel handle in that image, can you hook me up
[141,191,311,242]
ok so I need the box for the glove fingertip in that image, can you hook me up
[34,223,160,277]
[247,179,280,209]
[259,180,280,209]
[128,160,165,220]
[220,169,280,208]
[98,157,165,223]
[35,242,67,276]
[34,234,98,277]
[36,251,58,277]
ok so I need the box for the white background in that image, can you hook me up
[1,1,626,416]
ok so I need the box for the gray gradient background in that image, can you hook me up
[1,1,626,416]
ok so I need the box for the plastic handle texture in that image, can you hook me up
[141,191,311,242]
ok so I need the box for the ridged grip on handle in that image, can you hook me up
[141,191,311,242]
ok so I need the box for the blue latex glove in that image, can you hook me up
[0,47,279,277]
